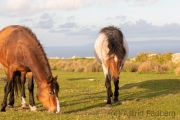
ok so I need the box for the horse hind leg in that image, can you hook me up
[3,67,14,108]
[7,85,14,108]
[1,80,13,111]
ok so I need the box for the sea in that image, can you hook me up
[45,40,180,59]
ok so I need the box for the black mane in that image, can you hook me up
[21,26,52,80]
[100,26,126,59]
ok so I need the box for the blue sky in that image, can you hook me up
[0,0,180,46]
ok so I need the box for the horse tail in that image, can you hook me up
[100,26,126,58]
[13,71,22,96]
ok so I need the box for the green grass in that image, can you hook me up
[0,70,180,120]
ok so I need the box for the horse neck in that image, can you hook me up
[30,66,51,86]
[25,49,52,86]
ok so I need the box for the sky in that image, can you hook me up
[0,0,180,47]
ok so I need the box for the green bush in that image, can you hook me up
[122,61,139,72]
[175,67,180,76]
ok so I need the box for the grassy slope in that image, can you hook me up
[0,70,180,120]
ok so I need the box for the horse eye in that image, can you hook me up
[49,91,53,95]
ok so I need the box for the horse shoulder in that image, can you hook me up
[94,33,109,63]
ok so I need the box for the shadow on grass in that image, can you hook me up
[62,91,106,114]
[64,79,180,114]
[120,79,180,101]
[66,78,92,81]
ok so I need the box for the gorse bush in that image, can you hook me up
[0,52,179,75]
[135,52,149,62]
[40,52,180,75]
[48,58,103,72]
[122,61,139,72]
[175,63,180,76]
[135,52,173,64]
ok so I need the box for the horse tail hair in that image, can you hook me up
[13,71,22,97]
[100,26,126,59]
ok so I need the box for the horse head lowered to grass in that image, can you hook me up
[94,26,129,107]
[0,25,60,113]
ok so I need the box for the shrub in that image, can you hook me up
[137,61,170,72]
[122,61,139,72]
[135,52,149,62]
[138,61,154,72]
[150,52,172,64]
[175,65,180,76]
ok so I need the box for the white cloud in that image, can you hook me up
[124,0,158,6]
[0,0,159,17]
[5,0,31,11]
[35,13,55,29]
[19,18,33,23]
[66,16,76,21]
[119,19,180,40]
[98,0,158,6]
[36,18,54,29]
[106,15,127,22]
[59,22,78,29]
[1,0,90,16]
[133,0,158,6]
[98,0,119,5]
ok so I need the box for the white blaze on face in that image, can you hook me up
[54,89,60,113]
[114,55,121,74]
[114,55,118,63]
[56,97,60,113]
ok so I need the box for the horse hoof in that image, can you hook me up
[29,105,37,112]
[114,98,119,103]
[0,108,6,112]
[21,103,26,108]
[7,105,14,108]
[105,104,112,109]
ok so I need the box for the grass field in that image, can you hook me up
[0,70,180,120]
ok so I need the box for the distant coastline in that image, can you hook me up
[45,40,180,59]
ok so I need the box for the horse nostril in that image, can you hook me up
[48,109,56,113]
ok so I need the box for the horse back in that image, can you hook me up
[0,25,30,69]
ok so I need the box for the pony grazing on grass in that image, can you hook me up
[0,25,60,113]
[94,26,129,107]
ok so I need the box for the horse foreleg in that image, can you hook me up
[105,75,112,107]
[21,72,26,108]
[113,79,119,102]
[27,72,37,111]
[1,81,13,112]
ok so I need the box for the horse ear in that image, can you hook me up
[54,75,58,81]
[47,74,53,84]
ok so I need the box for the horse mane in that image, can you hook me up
[20,26,52,80]
[100,26,126,59]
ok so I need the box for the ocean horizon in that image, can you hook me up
[44,40,180,59]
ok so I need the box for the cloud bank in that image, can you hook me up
[0,0,159,16]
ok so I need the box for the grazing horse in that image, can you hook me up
[94,26,128,107]
[0,25,60,113]
[4,67,37,111]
